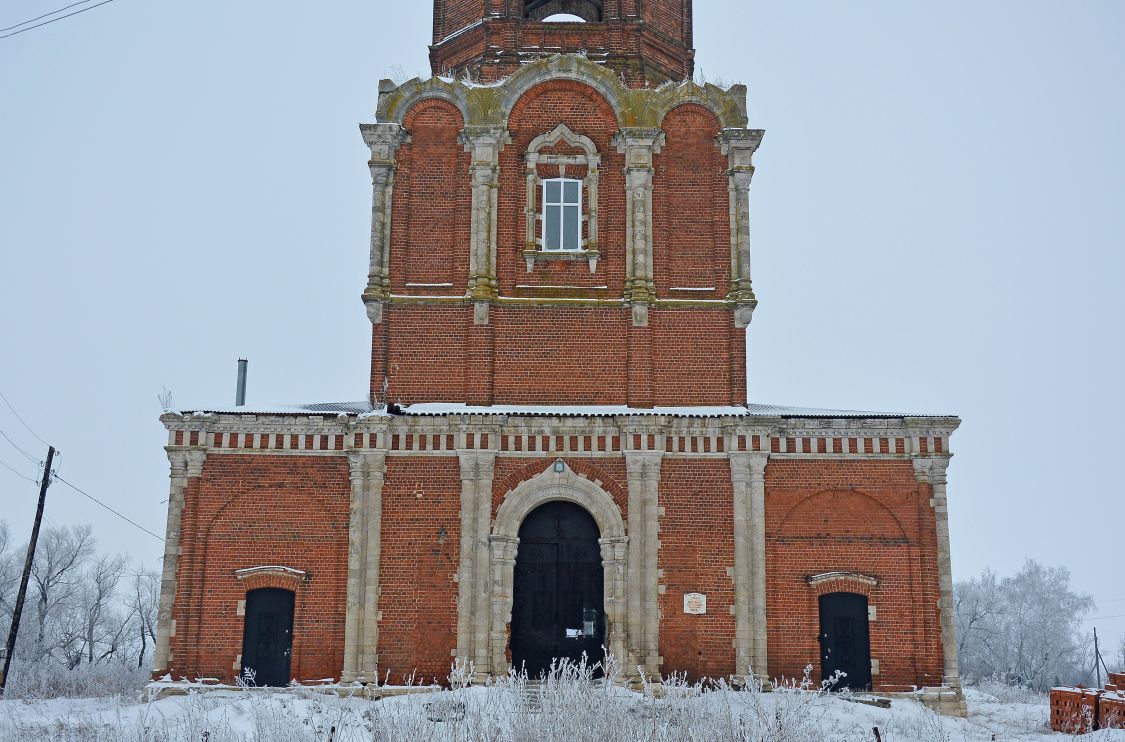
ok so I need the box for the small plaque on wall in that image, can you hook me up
[683,593,707,615]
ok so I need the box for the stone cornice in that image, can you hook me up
[160,410,957,461]
[377,55,749,131]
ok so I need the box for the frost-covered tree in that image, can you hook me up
[30,525,95,660]
[956,559,1094,690]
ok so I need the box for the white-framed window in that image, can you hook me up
[541,177,582,251]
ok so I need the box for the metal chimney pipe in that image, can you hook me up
[235,359,248,407]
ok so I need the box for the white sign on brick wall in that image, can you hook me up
[683,592,707,615]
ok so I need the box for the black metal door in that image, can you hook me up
[240,588,294,686]
[511,501,605,677]
[818,592,872,690]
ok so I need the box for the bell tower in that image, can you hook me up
[430,0,694,86]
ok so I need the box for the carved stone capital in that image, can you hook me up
[184,450,207,478]
[913,456,950,485]
[360,123,410,166]
[716,128,764,160]
[614,128,665,161]
[458,450,497,482]
[461,125,511,162]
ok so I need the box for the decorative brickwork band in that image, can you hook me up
[490,463,629,673]
[455,451,497,677]
[624,452,663,673]
[342,451,386,683]
[153,448,205,676]
[360,123,409,324]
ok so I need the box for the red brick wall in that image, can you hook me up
[653,104,729,293]
[764,460,944,691]
[170,455,350,683]
[377,457,462,683]
[658,459,736,680]
[390,99,470,293]
[499,79,625,293]
[371,76,749,408]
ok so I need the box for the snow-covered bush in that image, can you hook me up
[1,657,149,699]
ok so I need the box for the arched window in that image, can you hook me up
[524,0,603,22]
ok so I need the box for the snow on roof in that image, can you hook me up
[170,401,953,420]
[173,401,378,416]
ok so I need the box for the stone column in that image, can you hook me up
[914,456,962,690]
[461,126,510,323]
[359,123,409,325]
[716,129,764,329]
[624,451,662,674]
[615,128,664,326]
[455,451,497,678]
[729,452,768,681]
[153,448,205,676]
[342,451,387,683]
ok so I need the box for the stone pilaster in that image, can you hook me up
[716,129,764,328]
[341,451,386,683]
[615,128,664,326]
[914,456,962,692]
[730,452,768,681]
[461,126,510,321]
[487,534,519,673]
[624,451,662,673]
[359,123,409,325]
[455,451,497,677]
[153,448,205,676]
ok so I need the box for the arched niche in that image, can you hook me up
[525,0,602,22]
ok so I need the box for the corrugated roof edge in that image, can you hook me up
[166,401,957,420]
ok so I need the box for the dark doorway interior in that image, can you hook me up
[818,592,872,691]
[240,588,295,686]
[511,501,605,677]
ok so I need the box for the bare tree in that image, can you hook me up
[1117,635,1125,672]
[956,559,1095,690]
[124,569,159,669]
[80,554,127,664]
[30,525,94,660]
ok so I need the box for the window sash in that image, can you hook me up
[542,178,582,251]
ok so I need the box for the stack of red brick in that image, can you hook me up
[1050,672,1125,733]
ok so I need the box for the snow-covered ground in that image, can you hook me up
[2,677,1123,741]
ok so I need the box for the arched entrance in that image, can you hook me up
[488,462,629,675]
[240,588,294,686]
[818,592,872,690]
[511,501,605,676]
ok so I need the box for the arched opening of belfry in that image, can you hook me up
[510,500,606,677]
[524,0,603,22]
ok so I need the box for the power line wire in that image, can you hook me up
[0,389,51,448]
[0,456,38,484]
[0,0,96,33]
[0,427,39,464]
[0,0,115,40]
[51,473,164,543]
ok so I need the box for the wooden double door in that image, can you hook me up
[510,501,606,677]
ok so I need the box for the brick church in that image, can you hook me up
[154,0,965,715]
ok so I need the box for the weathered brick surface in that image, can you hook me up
[653,104,729,293]
[764,460,944,691]
[429,2,695,86]
[658,460,736,680]
[169,455,350,684]
[377,457,462,684]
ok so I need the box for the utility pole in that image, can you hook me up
[0,445,54,697]
[1094,626,1102,689]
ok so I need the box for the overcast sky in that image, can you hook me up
[2,1,1123,657]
